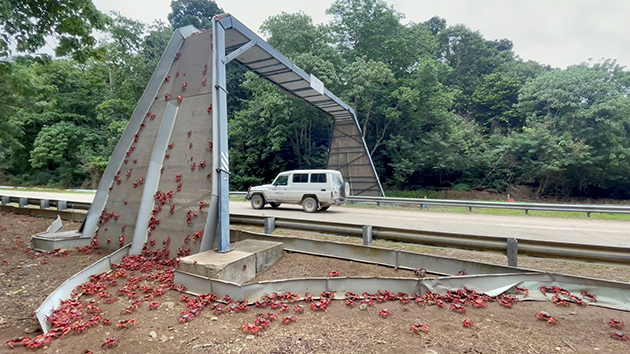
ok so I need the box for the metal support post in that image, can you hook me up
[129,103,178,255]
[1,196,9,206]
[507,238,518,267]
[264,217,276,235]
[362,225,373,246]
[213,17,231,253]
[19,198,27,208]
[57,200,67,211]
[40,199,50,209]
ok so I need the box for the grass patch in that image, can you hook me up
[343,202,630,221]
[430,206,630,221]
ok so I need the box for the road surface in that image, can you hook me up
[1,190,628,247]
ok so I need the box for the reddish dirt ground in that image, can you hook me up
[1,212,629,354]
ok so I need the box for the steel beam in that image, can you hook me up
[129,103,178,255]
[213,17,231,253]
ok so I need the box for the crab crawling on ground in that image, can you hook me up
[116,319,136,329]
[609,318,625,329]
[379,308,393,318]
[282,316,297,325]
[411,323,430,335]
[462,319,474,327]
[4,337,31,349]
[25,334,52,350]
[102,337,119,349]
[536,311,559,325]
[241,323,263,336]
[610,332,629,341]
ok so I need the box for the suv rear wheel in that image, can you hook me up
[302,197,318,213]
[251,194,265,209]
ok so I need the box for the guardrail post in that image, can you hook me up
[586,212,591,218]
[524,209,528,215]
[362,225,373,246]
[264,217,276,235]
[19,198,27,208]
[1,196,9,206]
[40,199,50,209]
[57,200,67,212]
[507,238,518,267]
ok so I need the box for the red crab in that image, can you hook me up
[4,336,32,349]
[241,323,262,336]
[115,319,136,329]
[102,337,119,348]
[450,303,466,314]
[310,301,327,311]
[609,319,625,329]
[610,332,629,341]
[462,319,474,327]
[514,286,529,298]
[379,308,393,318]
[26,334,51,350]
[536,311,559,325]
[327,271,341,277]
[581,290,597,302]
[410,323,429,335]
[282,316,297,325]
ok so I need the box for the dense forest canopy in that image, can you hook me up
[1,0,629,199]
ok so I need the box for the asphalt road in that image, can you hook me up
[1,190,628,248]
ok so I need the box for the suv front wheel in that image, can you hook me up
[251,194,265,209]
[302,197,318,213]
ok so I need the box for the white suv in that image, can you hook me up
[245,169,351,212]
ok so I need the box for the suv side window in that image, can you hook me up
[292,174,308,183]
[310,173,327,183]
[274,176,289,186]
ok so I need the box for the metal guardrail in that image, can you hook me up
[2,193,630,265]
[230,214,630,266]
[346,196,630,217]
[2,191,627,216]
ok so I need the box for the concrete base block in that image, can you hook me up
[31,231,89,252]
[177,239,283,284]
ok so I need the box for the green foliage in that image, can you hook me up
[167,0,223,30]
[385,189,439,199]
[231,175,263,191]
[1,0,629,201]
[0,0,109,61]
[471,72,522,133]
[327,0,436,74]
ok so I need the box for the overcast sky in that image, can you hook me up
[92,0,630,69]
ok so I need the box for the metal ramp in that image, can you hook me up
[78,14,383,258]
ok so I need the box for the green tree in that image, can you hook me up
[327,0,436,75]
[0,0,109,60]
[517,60,630,197]
[167,0,223,30]
[230,73,332,183]
[383,58,489,188]
[471,72,522,133]
[341,57,394,154]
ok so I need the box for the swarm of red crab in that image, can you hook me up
[3,231,621,352]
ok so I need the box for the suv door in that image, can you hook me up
[289,172,309,202]
[267,174,289,202]
[310,172,329,202]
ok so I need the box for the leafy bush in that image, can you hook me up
[231,175,263,191]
